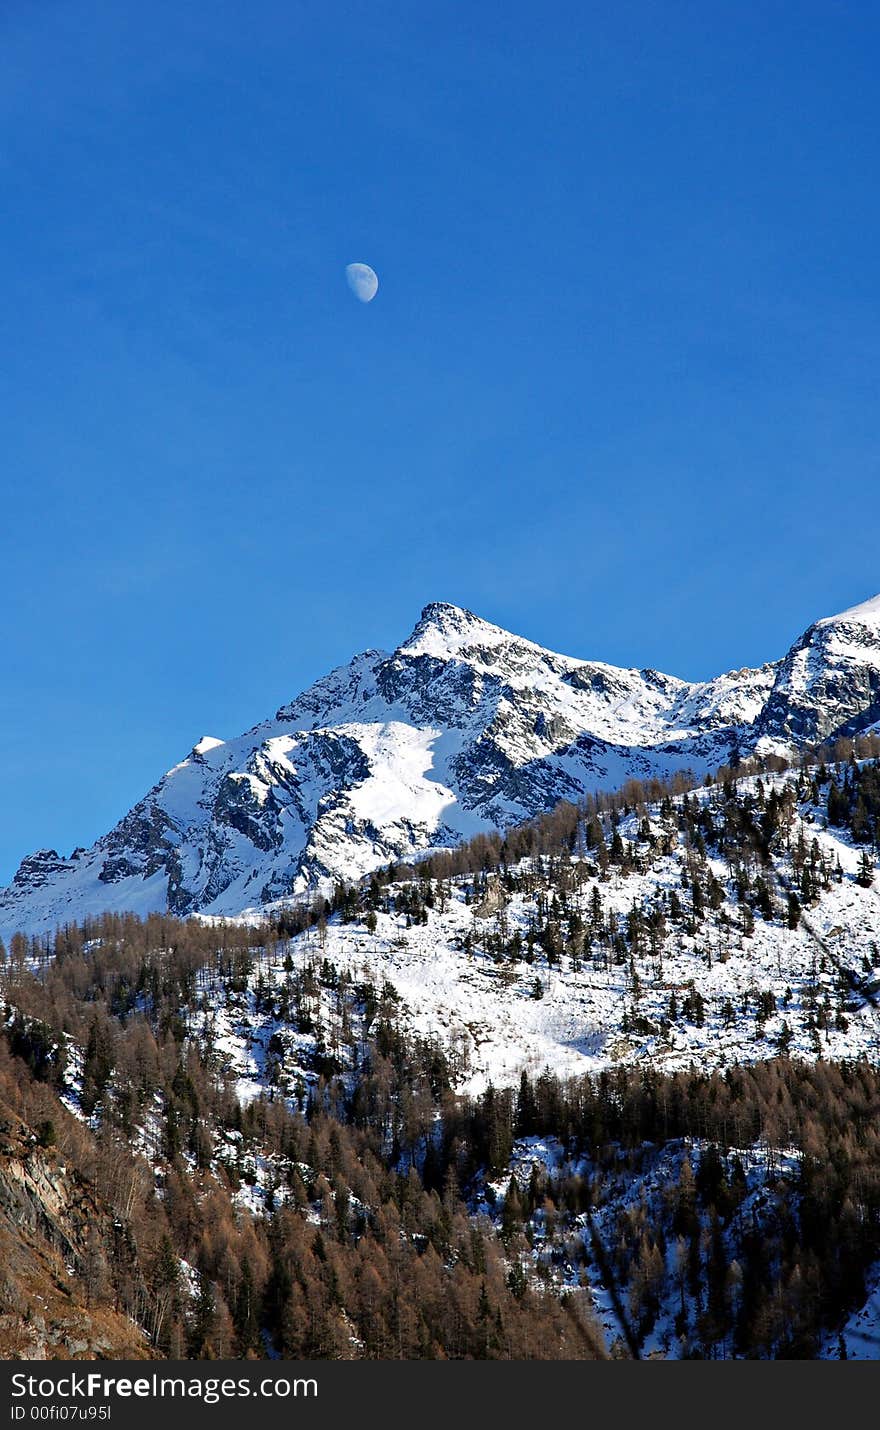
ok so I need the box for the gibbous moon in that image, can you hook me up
[345,262,379,303]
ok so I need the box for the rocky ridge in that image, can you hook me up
[2,594,879,936]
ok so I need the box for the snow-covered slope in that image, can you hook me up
[183,766,880,1108]
[2,594,879,937]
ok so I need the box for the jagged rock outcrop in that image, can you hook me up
[756,594,880,747]
[0,1104,153,1359]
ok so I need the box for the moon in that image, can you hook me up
[345,262,379,303]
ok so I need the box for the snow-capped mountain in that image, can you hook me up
[2,594,879,936]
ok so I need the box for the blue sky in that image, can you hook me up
[1,1,879,881]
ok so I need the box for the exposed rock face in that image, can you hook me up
[756,595,880,747]
[2,594,879,934]
[0,1105,153,1359]
[11,851,73,890]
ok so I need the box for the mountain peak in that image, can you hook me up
[417,601,485,631]
[819,591,880,628]
[4,591,880,938]
[193,735,225,756]
[399,602,506,657]
[399,602,573,666]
